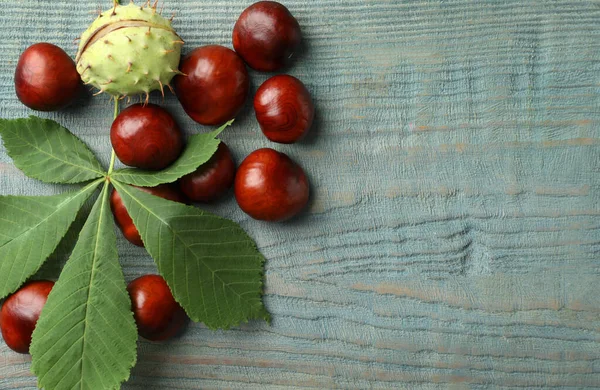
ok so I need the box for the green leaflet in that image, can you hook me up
[0,113,268,388]
[112,181,269,329]
[110,120,232,187]
[0,179,102,299]
[0,117,105,184]
[30,182,137,390]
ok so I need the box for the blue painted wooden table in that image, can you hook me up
[1,0,599,388]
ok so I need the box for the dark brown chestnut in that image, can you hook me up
[174,45,249,126]
[110,185,186,247]
[127,275,187,341]
[110,103,184,170]
[254,75,314,143]
[233,1,301,72]
[179,142,236,202]
[14,43,81,111]
[0,280,54,354]
[235,148,309,221]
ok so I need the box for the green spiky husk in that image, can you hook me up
[76,3,182,97]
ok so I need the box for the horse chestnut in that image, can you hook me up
[175,45,249,125]
[14,43,81,111]
[254,75,314,143]
[0,280,54,354]
[127,275,187,341]
[110,103,184,170]
[110,185,186,247]
[179,142,236,202]
[233,1,301,72]
[235,148,309,221]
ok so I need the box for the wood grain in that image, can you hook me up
[1,0,599,388]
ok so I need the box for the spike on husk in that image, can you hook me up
[75,3,182,98]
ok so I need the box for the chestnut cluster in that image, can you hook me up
[174,1,314,222]
[13,1,312,227]
[109,1,312,231]
[176,1,313,143]
[5,1,315,350]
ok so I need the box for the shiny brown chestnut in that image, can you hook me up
[233,1,301,72]
[110,185,186,247]
[254,75,314,143]
[174,45,249,125]
[179,142,236,202]
[14,43,81,111]
[110,103,184,170]
[235,148,309,221]
[0,280,54,354]
[127,275,187,341]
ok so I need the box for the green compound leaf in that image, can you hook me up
[30,182,137,390]
[0,116,106,184]
[0,179,102,299]
[112,180,269,329]
[110,120,232,187]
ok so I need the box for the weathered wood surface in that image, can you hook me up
[1,0,599,388]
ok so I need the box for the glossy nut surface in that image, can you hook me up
[235,148,309,221]
[14,43,81,111]
[175,45,249,125]
[180,142,236,202]
[127,275,187,341]
[254,75,314,143]
[110,185,186,247]
[110,103,184,170]
[233,1,301,72]
[0,280,54,354]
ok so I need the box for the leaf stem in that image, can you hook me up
[107,99,119,175]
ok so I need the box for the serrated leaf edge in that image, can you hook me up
[0,116,106,184]
[30,181,137,390]
[109,119,233,186]
[0,178,103,299]
[112,179,269,329]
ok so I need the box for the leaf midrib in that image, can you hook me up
[79,182,109,390]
